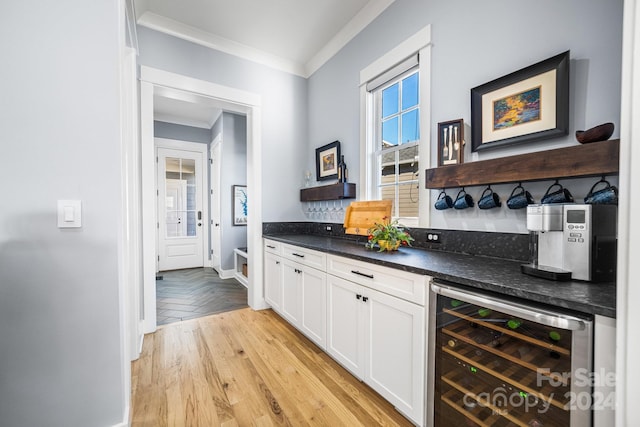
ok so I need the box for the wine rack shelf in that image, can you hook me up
[299,182,356,201]
[425,138,619,189]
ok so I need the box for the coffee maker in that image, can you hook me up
[522,204,617,281]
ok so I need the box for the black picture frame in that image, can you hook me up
[437,119,464,166]
[315,140,341,181]
[232,185,247,226]
[471,50,570,152]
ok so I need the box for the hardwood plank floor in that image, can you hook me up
[131,308,414,426]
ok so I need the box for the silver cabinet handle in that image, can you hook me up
[431,282,587,331]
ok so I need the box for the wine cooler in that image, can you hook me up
[428,281,593,427]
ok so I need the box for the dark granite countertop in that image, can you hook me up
[263,234,616,318]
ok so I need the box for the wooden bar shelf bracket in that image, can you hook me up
[425,139,619,189]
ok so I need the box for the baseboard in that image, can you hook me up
[216,267,235,280]
[111,404,130,427]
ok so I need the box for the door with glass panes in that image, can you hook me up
[157,147,204,271]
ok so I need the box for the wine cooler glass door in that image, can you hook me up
[428,281,592,427]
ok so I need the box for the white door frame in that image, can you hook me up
[210,135,222,272]
[156,138,209,271]
[140,66,267,334]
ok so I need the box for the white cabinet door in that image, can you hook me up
[327,275,365,379]
[264,252,283,312]
[365,288,425,425]
[300,266,327,349]
[281,259,302,327]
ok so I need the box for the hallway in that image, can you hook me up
[156,268,248,325]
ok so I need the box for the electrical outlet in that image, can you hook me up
[427,232,441,243]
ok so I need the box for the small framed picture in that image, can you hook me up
[233,185,247,226]
[315,140,340,181]
[437,119,464,166]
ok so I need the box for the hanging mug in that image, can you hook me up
[541,180,574,204]
[584,177,618,205]
[434,190,454,210]
[453,188,474,210]
[478,185,502,210]
[507,183,535,209]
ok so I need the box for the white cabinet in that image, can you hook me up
[263,239,427,426]
[327,274,425,425]
[264,251,282,311]
[266,239,327,350]
[264,239,283,311]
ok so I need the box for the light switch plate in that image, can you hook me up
[57,200,82,228]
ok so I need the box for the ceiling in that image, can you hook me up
[134,0,395,128]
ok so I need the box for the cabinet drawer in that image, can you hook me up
[327,254,426,306]
[263,239,282,255]
[282,244,326,271]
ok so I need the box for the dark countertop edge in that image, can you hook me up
[263,234,616,318]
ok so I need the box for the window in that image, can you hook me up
[360,27,430,227]
[374,69,420,221]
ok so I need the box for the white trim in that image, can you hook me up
[140,67,267,334]
[138,2,395,78]
[359,26,432,226]
[305,0,396,77]
[360,25,431,86]
[138,12,305,77]
[617,0,639,424]
[215,267,236,281]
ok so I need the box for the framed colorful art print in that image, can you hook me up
[471,51,569,152]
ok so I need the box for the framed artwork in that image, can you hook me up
[315,140,340,181]
[437,119,464,166]
[233,185,247,226]
[471,50,569,152]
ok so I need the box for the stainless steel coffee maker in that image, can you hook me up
[522,204,617,281]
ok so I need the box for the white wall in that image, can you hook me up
[308,0,624,233]
[0,1,126,426]
[137,27,309,222]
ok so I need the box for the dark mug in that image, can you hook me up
[434,190,453,210]
[584,178,618,205]
[507,183,535,209]
[453,188,474,210]
[478,186,501,210]
[541,180,574,204]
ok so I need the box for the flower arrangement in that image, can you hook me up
[365,217,414,251]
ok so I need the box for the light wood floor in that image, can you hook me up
[131,307,413,426]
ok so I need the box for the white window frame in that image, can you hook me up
[359,25,432,228]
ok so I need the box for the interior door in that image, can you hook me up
[157,147,204,271]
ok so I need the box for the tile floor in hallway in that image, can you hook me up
[156,267,248,326]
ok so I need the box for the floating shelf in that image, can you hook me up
[300,182,356,201]
[425,139,619,189]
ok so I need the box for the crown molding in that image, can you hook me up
[305,0,395,76]
[138,0,396,79]
[137,12,306,77]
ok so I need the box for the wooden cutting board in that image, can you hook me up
[343,200,392,236]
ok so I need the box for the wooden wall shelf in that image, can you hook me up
[300,183,356,201]
[425,139,619,189]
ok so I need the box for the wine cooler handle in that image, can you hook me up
[431,282,587,331]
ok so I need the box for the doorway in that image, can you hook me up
[140,66,267,334]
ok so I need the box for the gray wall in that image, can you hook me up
[308,0,624,233]
[0,1,125,426]
[154,120,212,144]
[213,113,248,270]
[137,26,309,222]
